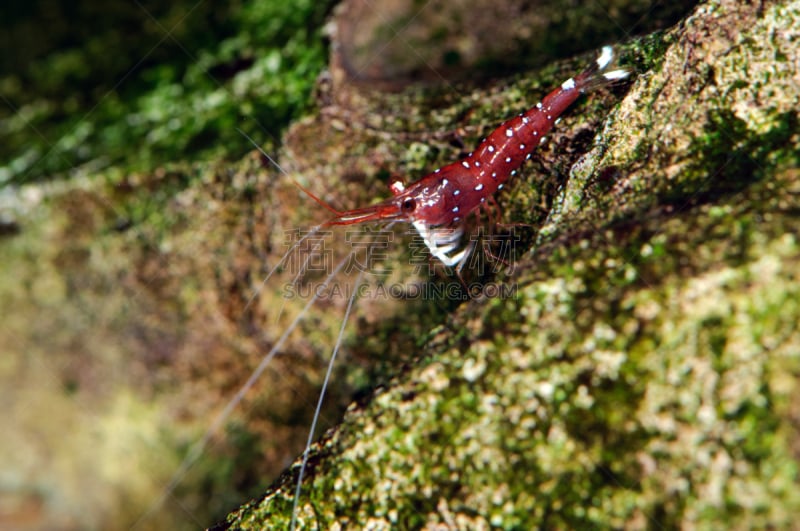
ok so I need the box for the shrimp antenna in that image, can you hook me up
[291,268,365,529]
[235,127,343,216]
[130,252,354,530]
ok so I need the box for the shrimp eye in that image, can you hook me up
[401,198,416,212]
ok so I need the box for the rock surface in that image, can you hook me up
[222,0,800,528]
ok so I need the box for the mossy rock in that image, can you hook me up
[221,1,800,529]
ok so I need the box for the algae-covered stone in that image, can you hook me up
[223,1,800,528]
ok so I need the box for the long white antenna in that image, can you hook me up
[236,127,292,178]
[235,127,324,315]
[290,268,366,529]
[131,250,354,530]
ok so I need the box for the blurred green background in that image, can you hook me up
[0,0,335,186]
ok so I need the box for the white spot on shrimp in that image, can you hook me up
[462,161,470,169]
[597,45,613,70]
[435,168,441,173]
[519,144,525,150]
[475,183,484,191]
[442,179,449,186]
[540,136,547,145]
[488,145,495,153]
[453,216,461,222]
[603,69,629,81]
[522,117,529,124]
[561,77,576,90]
[536,102,543,109]
[474,161,481,167]
[505,128,513,137]
[526,154,531,160]
[547,115,552,120]
[533,131,538,136]
[505,157,512,163]
[452,206,460,212]
[498,184,504,190]
[491,172,497,178]
[511,170,517,176]
[454,189,461,196]
[480,197,486,203]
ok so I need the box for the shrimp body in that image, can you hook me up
[322,46,629,266]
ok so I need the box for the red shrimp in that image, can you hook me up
[306,45,629,268]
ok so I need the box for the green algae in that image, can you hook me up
[0,0,336,185]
